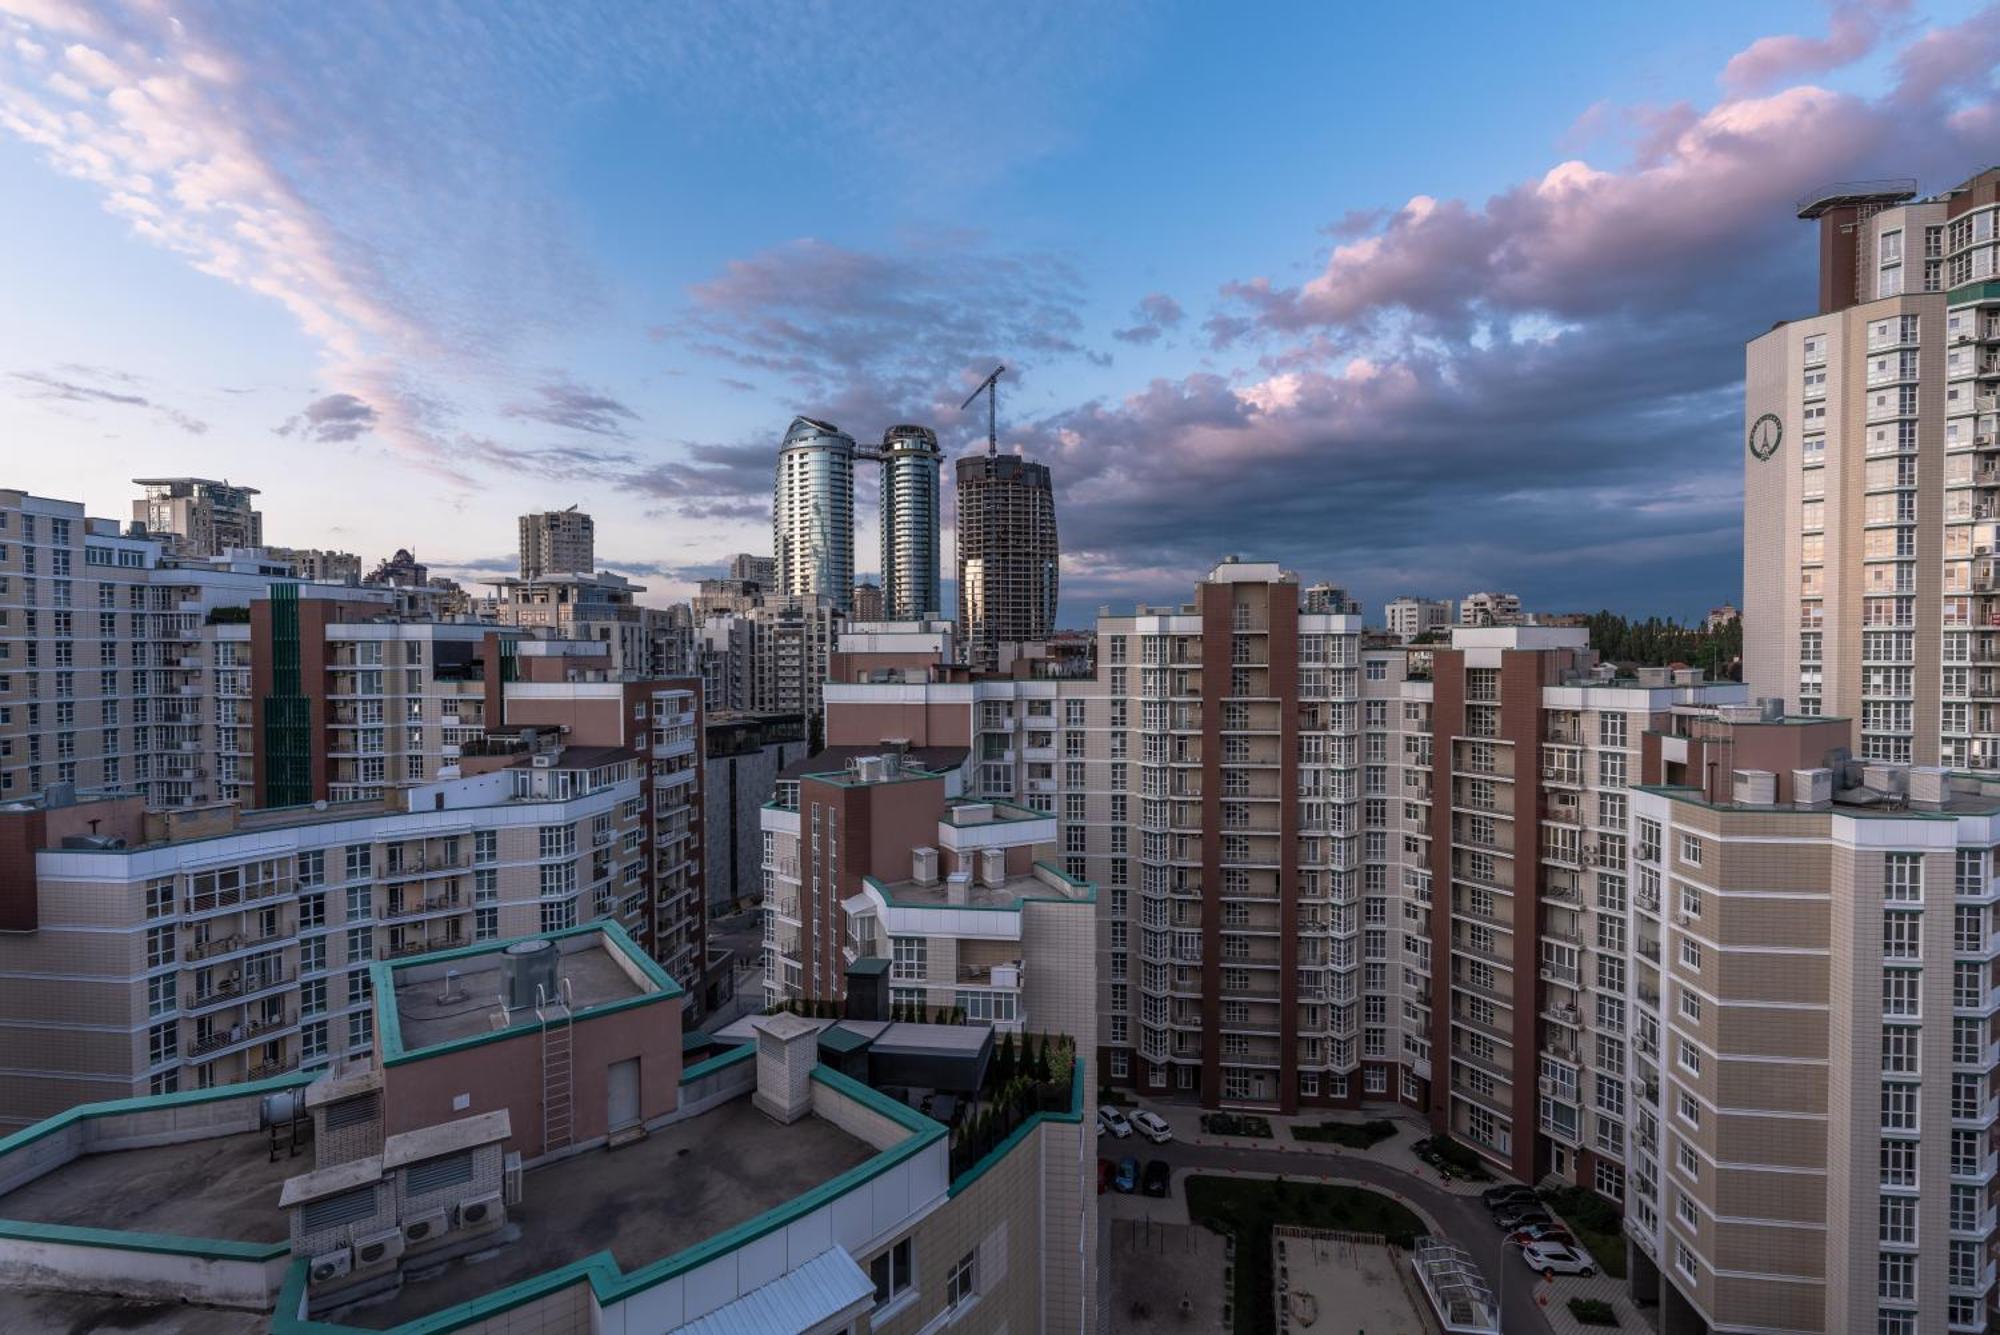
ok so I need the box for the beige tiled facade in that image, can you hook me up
[0,758,652,1133]
[1625,723,2000,1335]
[1744,169,2000,770]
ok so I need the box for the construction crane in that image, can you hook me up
[959,365,1005,456]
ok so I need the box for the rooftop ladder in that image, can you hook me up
[536,976,575,1154]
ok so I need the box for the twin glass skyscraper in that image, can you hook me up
[773,416,946,620]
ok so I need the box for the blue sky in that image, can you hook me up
[2,0,1997,622]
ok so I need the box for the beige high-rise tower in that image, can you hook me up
[517,505,594,581]
[1744,168,2000,768]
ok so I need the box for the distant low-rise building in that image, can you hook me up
[1457,590,1523,627]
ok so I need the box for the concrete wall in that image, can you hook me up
[0,1234,290,1310]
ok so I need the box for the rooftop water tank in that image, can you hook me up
[503,939,560,1011]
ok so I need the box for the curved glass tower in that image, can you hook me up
[773,416,855,611]
[878,424,942,619]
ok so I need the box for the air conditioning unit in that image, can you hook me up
[457,1192,504,1230]
[309,1248,353,1285]
[353,1227,404,1269]
[502,1151,523,1207]
[532,754,555,768]
[401,1209,449,1245]
[1677,913,1694,928]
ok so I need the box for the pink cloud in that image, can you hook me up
[1720,0,1909,94]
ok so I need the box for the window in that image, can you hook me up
[891,936,927,981]
[1678,1038,1702,1076]
[871,1237,913,1308]
[1678,989,1702,1024]
[1680,938,1702,971]
[1881,1084,1918,1131]
[1881,1138,1917,1187]
[1678,1091,1701,1128]
[1880,1194,1917,1245]
[1885,853,1923,902]
[946,1250,977,1308]
[1678,834,1702,866]
[1676,1139,1699,1180]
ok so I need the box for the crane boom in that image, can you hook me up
[958,365,1005,456]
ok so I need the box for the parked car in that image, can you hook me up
[1098,1107,1133,1139]
[1481,1184,1541,1211]
[1142,1159,1171,1198]
[1130,1110,1173,1144]
[1520,1241,1597,1277]
[1494,1204,1554,1232]
[1114,1156,1139,1193]
[1505,1224,1576,1249]
[1097,1158,1113,1194]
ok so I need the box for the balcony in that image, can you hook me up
[248,1055,303,1082]
[386,933,464,960]
[184,970,295,1014]
[183,930,288,964]
[186,1012,294,1058]
[382,891,463,921]
[185,879,289,919]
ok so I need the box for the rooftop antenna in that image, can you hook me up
[959,365,1005,456]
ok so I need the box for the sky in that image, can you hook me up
[2,1,1998,625]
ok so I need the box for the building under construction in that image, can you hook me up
[954,451,1060,670]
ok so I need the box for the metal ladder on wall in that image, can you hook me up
[535,977,575,1153]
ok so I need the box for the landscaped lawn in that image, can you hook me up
[1292,1117,1398,1149]
[1186,1175,1424,1335]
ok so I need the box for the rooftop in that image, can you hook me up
[384,927,670,1058]
[0,1128,291,1244]
[340,1104,874,1329]
[778,745,969,783]
[863,861,1091,912]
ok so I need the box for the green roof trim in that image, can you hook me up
[273,1062,946,1335]
[0,1067,314,1160]
[949,1056,1087,1196]
[847,956,891,976]
[0,1217,290,1262]
[678,1041,755,1085]
[372,920,681,1067]
[0,1068,316,1262]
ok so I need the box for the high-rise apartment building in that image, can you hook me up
[274,547,362,583]
[760,750,1097,1052]
[516,505,594,582]
[725,552,775,586]
[696,597,841,720]
[850,580,884,621]
[954,451,1059,670]
[0,490,412,808]
[878,424,943,619]
[1744,168,2000,767]
[1385,596,1453,642]
[1621,718,2000,1335]
[484,570,691,678]
[1457,591,1523,627]
[131,477,263,557]
[773,416,855,611]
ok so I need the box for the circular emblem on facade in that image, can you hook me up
[1748,412,1782,461]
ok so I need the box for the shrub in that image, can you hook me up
[1568,1297,1618,1327]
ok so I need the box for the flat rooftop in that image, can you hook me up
[338,1102,874,1329]
[868,861,1089,912]
[391,939,650,1051]
[0,1129,292,1244]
